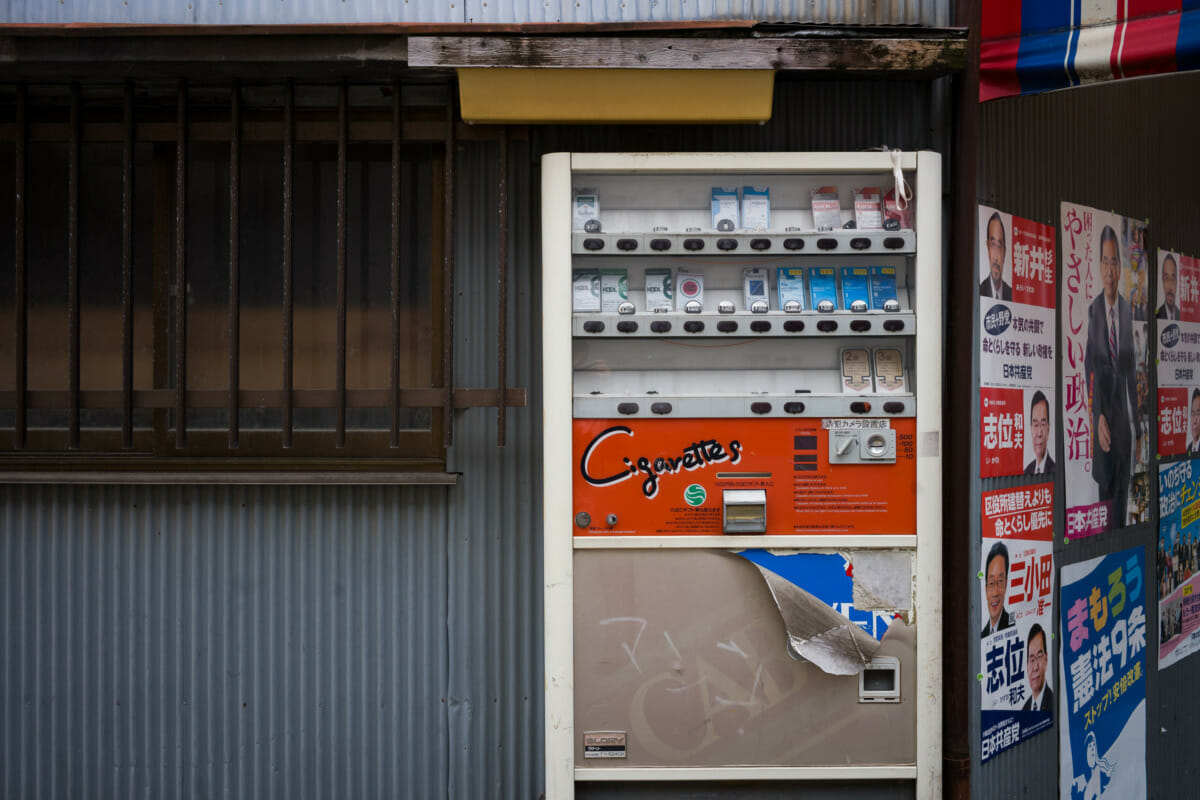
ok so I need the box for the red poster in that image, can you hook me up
[1010,217,1056,308]
[980,387,1025,477]
[1158,387,1188,456]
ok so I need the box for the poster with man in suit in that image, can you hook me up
[978,206,1056,478]
[1154,249,1200,457]
[980,483,1055,762]
[1060,204,1150,537]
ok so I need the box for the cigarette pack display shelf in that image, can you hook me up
[571,230,916,256]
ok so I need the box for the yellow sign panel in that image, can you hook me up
[456,68,774,124]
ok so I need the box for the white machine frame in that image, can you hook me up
[542,152,943,798]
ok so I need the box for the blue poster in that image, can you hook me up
[1156,459,1200,670]
[1059,546,1147,800]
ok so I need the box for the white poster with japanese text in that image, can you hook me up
[980,483,1055,761]
[979,206,1057,478]
[1060,203,1150,537]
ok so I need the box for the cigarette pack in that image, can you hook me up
[776,266,806,311]
[711,187,739,231]
[809,267,838,311]
[810,186,842,230]
[869,266,899,309]
[573,268,601,312]
[884,188,914,230]
[840,266,871,311]
[644,268,673,312]
[743,267,770,312]
[573,188,599,232]
[741,186,770,231]
[600,268,628,313]
[840,348,873,394]
[873,348,906,394]
[854,187,883,230]
[675,269,704,312]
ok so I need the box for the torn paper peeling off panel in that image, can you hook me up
[738,550,896,676]
[852,550,913,612]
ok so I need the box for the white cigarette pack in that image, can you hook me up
[572,268,600,312]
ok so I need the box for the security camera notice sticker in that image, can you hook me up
[583,731,626,758]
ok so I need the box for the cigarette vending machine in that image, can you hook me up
[542,152,943,798]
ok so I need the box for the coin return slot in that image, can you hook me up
[717,321,739,333]
[850,320,871,332]
[616,238,638,251]
[617,403,639,415]
[783,238,805,250]
[817,321,838,332]
[616,321,638,333]
[717,238,738,251]
[583,238,604,250]
[750,321,771,333]
[683,321,705,333]
[783,320,805,333]
[582,321,605,333]
[859,657,901,703]
[650,321,672,333]
[722,489,767,534]
[649,238,671,251]
[750,238,771,250]
[683,238,704,251]
[883,320,905,332]
[651,402,673,415]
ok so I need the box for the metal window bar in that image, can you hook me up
[228,80,240,449]
[68,81,80,448]
[121,81,134,449]
[0,80,525,463]
[14,84,26,449]
[497,127,508,447]
[442,83,456,449]
[282,79,294,448]
[336,80,348,449]
[174,80,187,449]
[390,80,402,448]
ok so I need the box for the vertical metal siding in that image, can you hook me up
[975,71,1200,799]
[3,0,947,25]
[0,484,454,799]
[443,138,544,800]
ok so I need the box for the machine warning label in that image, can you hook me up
[572,418,916,536]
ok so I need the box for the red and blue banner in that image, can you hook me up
[982,1,1200,101]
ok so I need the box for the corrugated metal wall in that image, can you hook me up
[0,0,949,26]
[974,71,1200,799]
[0,77,949,799]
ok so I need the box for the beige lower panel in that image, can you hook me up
[573,548,916,768]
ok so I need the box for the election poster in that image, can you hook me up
[980,483,1056,762]
[978,206,1057,478]
[1156,460,1200,670]
[1059,546,1147,800]
[1060,203,1151,537]
[1154,249,1200,456]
